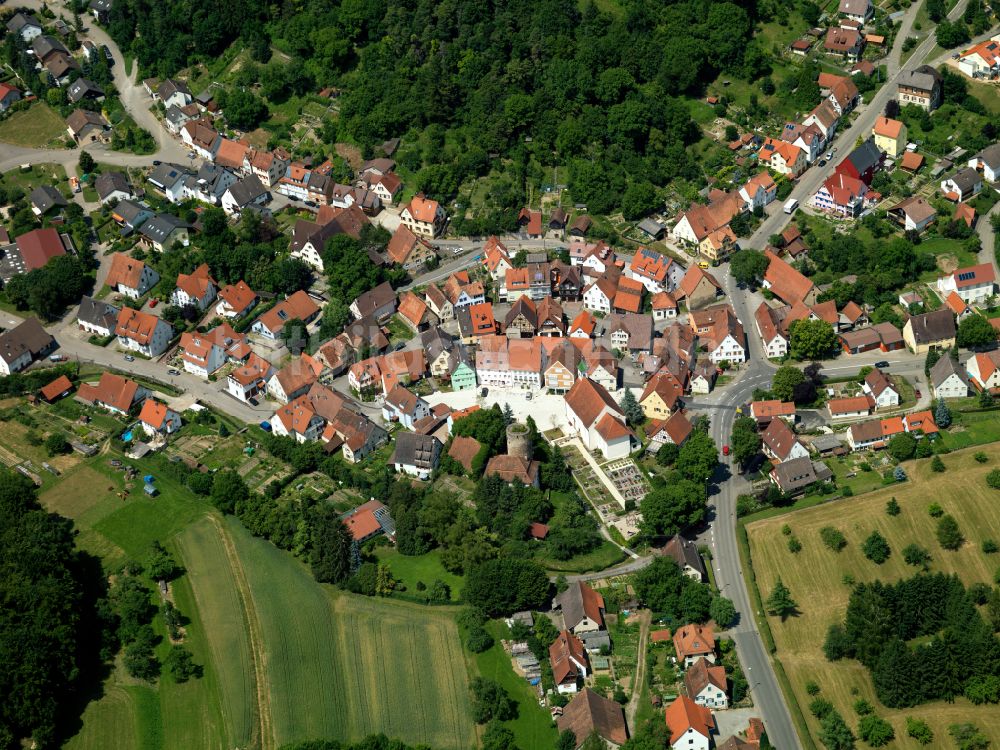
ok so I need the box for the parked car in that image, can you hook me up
[874,360,890,368]
[148,298,158,308]
[48,354,66,362]
[915,388,922,398]
[102,45,113,62]
[481,387,489,397]
[123,354,135,362]
[167,368,180,376]
[152,160,161,166]
[818,159,827,167]
[248,397,259,406]
[722,444,730,456]
[304,200,317,208]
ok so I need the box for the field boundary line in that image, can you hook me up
[211,515,275,750]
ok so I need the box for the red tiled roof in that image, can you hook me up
[763,249,814,305]
[115,307,162,344]
[565,377,623,428]
[76,372,139,412]
[175,263,214,301]
[106,253,149,290]
[138,398,171,429]
[15,228,65,271]
[39,374,72,401]
[665,695,715,745]
[828,394,875,415]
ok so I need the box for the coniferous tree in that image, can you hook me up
[765,577,798,620]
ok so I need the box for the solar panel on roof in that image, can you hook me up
[958,271,976,281]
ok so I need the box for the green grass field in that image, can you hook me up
[0,103,68,147]
[746,444,1000,748]
[27,399,479,750]
[229,519,477,749]
[475,621,559,749]
[376,548,465,601]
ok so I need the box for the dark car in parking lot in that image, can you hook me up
[102,45,114,62]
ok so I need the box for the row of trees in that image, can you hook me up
[642,423,720,539]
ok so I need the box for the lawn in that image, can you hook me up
[535,539,627,574]
[474,620,559,749]
[938,407,1000,449]
[375,547,465,601]
[386,314,416,343]
[229,519,477,749]
[916,236,979,280]
[1,161,69,194]
[0,103,68,148]
[746,444,1000,749]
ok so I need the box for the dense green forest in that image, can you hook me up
[0,470,108,749]
[105,0,772,215]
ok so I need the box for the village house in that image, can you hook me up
[156,79,192,108]
[399,193,446,238]
[754,303,790,359]
[77,296,120,338]
[652,291,679,321]
[221,175,270,216]
[6,12,42,42]
[761,417,809,462]
[685,657,729,709]
[941,168,983,203]
[182,163,237,205]
[836,139,884,186]
[658,534,706,581]
[825,26,865,61]
[564,377,634,459]
[115,308,173,357]
[688,305,746,364]
[863,368,900,408]
[758,137,807,177]
[382,385,431,429]
[66,109,110,143]
[676,265,723,310]
[76,372,148,415]
[639,373,683,421]
[94,172,134,204]
[601,312,654,356]
[556,688,628,749]
[888,196,936,232]
[180,120,220,161]
[4,227,71,280]
[251,290,321,340]
[812,172,873,217]
[543,340,582,394]
[968,143,1000,182]
[823,74,860,115]
[626,246,683,294]
[458,302,499,344]
[873,116,907,158]
[0,318,55,375]
[957,38,1000,78]
[397,291,435,333]
[550,630,589,694]
[750,400,796,426]
[139,214,191,252]
[387,225,436,270]
[29,186,67,217]
[665,696,715,750]
[828,394,875,420]
[215,280,258,319]
[147,163,190,203]
[839,0,873,23]
[966,350,1000,392]
[646,410,694,453]
[931,355,969,399]
[171,263,217,310]
[179,324,245,378]
[937,263,996,305]
[341,499,396,543]
[138,399,182,437]
[553,581,606,635]
[902,309,957,354]
[391,432,441,479]
[672,191,743,247]
[762,249,816,306]
[897,66,942,110]
[770,455,832,494]
[288,205,368,271]
[267,353,324,403]
[673,623,716,668]
[271,396,325,443]
[227,353,274,403]
[738,171,778,211]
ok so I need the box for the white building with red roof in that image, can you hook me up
[227,352,274,402]
[171,263,217,310]
[106,253,160,299]
[665,695,714,750]
[758,137,806,177]
[626,246,683,294]
[812,173,873,217]
[564,377,634,459]
[937,263,996,305]
[115,308,173,357]
[215,280,258,319]
[76,372,148,415]
[738,171,777,211]
[399,193,446,238]
[138,399,182,436]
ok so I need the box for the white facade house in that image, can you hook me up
[706,333,745,365]
[930,356,969,399]
[115,309,173,357]
[564,378,633,460]
[862,371,900,409]
[582,281,614,314]
[937,264,996,305]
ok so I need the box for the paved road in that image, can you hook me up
[976,201,1000,277]
[0,0,188,174]
[746,0,973,250]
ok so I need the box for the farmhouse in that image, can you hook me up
[342,499,395,543]
[665,696,715,750]
[0,318,55,375]
[931,355,969,399]
[862,369,900,408]
[770,455,832,494]
[553,581,606,634]
[557,688,628,749]
[761,417,809,462]
[391,432,441,479]
[685,657,729,709]
[550,630,589,694]
[902,309,956,354]
[399,193,446,238]
[897,66,942,110]
[658,534,706,581]
[76,372,148,415]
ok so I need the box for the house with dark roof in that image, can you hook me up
[221,175,270,216]
[147,162,190,203]
[931,354,969,399]
[770,455,832,494]
[77,295,120,338]
[95,172,134,204]
[658,535,707,581]
[902,309,957,354]
[390,432,441,480]
[7,12,42,42]
[0,318,55,375]
[139,214,191,252]
[941,167,983,202]
[30,185,67,216]
[835,138,884,185]
[897,65,942,111]
[110,200,154,233]
[66,77,104,104]
[556,688,628,749]
[553,581,606,635]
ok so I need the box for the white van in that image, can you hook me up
[783,198,799,214]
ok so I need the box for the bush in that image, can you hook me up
[862,530,891,564]
[902,543,931,568]
[930,456,945,472]
[858,715,895,747]
[987,469,1000,489]
[466,625,495,653]
[984,539,999,554]
[937,514,963,550]
[928,502,944,517]
[853,698,873,716]
[805,680,821,695]
[906,717,933,745]
[788,536,802,553]
[782,523,792,536]
[885,497,900,516]
[820,526,847,552]
[975,452,989,463]
[809,697,834,718]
